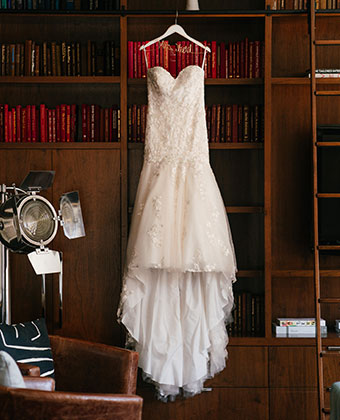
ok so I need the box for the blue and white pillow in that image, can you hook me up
[0,318,54,378]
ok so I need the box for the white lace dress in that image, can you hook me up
[118,57,237,400]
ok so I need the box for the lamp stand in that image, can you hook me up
[0,184,11,324]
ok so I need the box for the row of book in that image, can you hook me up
[0,104,121,143]
[0,0,120,10]
[227,292,265,337]
[271,0,339,9]
[307,69,340,78]
[127,104,264,143]
[128,39,264,79]
[1,41,120,77]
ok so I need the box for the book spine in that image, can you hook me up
[56,105,60,142]
[52,109,56,142]
[15,105,21,142]
[169,44,176,78]
[220,42,226,79]
[232,104,238,142]
[31,105,36,142]
[82,104,87,141]
[60,104,66,142]
[26,104,31,142]
[66,104,71,142]
[211,41,217,78]
[40,104,46,142]
[128,41,133,78]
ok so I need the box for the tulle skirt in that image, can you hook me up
[118,161,237,400]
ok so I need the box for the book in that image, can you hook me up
[276,317,326,326]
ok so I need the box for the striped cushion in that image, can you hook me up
[0,318,54,378]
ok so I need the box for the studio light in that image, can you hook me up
[0,171,85,325]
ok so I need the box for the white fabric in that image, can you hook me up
[0,351,26,388]
[118,65,237,400]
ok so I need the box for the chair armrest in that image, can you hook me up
[23,376,55,391]
[0,389,142,420]
[49,335,138,394]
[17,363,40,377]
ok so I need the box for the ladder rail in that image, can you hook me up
[309,1,326,419]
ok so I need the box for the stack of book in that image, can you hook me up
[128,39,264,79]
[307,69,340,78]
[0,0,120,11]
[228,291,265,337]
[0,103,120,142]
[273,318,327,338]
[271,0,339,9]
[128,103,264,144]
[0,40,120,77]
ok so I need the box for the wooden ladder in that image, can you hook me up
[309,1,340,419]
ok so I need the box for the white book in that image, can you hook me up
[276,318,326,327]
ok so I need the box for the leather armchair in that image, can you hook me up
[0,335,142,420]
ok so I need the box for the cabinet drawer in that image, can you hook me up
[269,347,317,387]
[270,389,318,420]
[206,346,268,387]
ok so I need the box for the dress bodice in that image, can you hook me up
[144,65,209,170]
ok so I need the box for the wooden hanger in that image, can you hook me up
[139,10,211,52]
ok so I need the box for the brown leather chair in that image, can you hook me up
[0,335,143,420]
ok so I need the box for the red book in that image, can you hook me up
[0,105,4,142]
[155,41,160,67]
[146,45,151,71]
[150,43,156,68]
[189,42,194,65]
[159,41,164,68]
[141,42,146,78]
[232,104,238,143]
[220,104,225,142]
[21,107,26,142]
[207,42,212,78]
[169,45,176,78]
[141,104,146,143]
[95,104,100,141]
[181,41,186,72]
[203,41,208,78]
[112,104,118,141]
[226,105,232,142]
[31,105,36,142]
[163,41,169,71]
[137,41,141,78]
[109,107,112,141]
[71,104,76,142]
[128,41,133,79]
[206,106,211,141]
[194,43,199,67]
[11,108,16,143]
[4,104,9,142]
[26,105,31,142]
[16,105,21,142]
[133,41,137,78]
[48,109,52,142]
[82,104,87,142]
[99,107,104,142]
[245,38,249,78]
[249,41,254,78]
[8,110,12,143]
[87,105,91,142]
[240,40,245,78]
[186,41,191,67]
[90,104,95,142]
[104,108,109,142]
[56,105,61,142]
[211,41,217,78]
[225,45,229,78]
[216,104,221,142]
[220,42,226,78]
[228,42,233,78]
[211,104,216,142]
[60,104,66,142]
[52,109,56,142]
[176,42,182,76]
[232,42,236,78]
[254,40,261,78]
[66,105,71,142]
[131,104,136,142]
[236,42,240,78]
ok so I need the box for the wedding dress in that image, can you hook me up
[118,49,237,400]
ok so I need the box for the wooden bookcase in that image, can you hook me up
[1,0,340,418]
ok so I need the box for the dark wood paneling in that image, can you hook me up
[271,85,312,270]
[206,346,268,387]
[138,387,269,420]
[127,0,264,10]
[270,389,318,420]
[269,347,317,387]
[323,357,340,389]
[271,277,315,321]
[0,149,53,324]
[272,16,309,78]
[52,149,121,345]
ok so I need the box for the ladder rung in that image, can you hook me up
[317,193,340,198]
[322,408,330,414]
[319,297,340,303]
[317,142,340,146]
[321,350,340,356]
[315,90,340,96]
[318,245,340,250]
[315,40,340,45]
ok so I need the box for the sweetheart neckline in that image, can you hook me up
[147,65,204,81]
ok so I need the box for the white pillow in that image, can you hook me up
[0,351,26,388]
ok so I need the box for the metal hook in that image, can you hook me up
[175,9,178,25]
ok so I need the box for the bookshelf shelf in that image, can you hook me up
[0,76,121,84]
[128,142,264,149]
[0,142,121,149]
[128,78,263,85]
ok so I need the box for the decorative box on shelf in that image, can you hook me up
[273,318,327,338]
